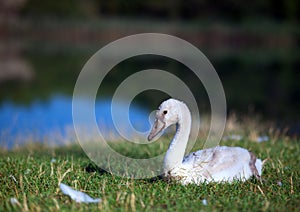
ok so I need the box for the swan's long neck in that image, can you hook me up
[163,103,191,174]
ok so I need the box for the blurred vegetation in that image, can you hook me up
[21,0,90,18]
[1,0,299,128]
[21,0,300,23]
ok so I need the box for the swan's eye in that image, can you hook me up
[163,110,168,115]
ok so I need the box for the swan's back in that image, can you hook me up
[176,146,262,184]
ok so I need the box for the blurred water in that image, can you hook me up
[0,95,151,149]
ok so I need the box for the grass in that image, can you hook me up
[0,137,299,211]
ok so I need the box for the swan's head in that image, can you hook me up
[148,98,182,141]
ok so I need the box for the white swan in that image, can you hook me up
[148,98,263,185]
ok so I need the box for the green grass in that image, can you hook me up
[0,138,299,211]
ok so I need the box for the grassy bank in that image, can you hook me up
[0,138,299,211]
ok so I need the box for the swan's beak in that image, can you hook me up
[148,118,165,141]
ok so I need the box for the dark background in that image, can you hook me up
[1,0,299,134]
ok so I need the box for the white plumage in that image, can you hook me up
[148,98,263,185]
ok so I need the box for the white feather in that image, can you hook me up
[60,183,101,203]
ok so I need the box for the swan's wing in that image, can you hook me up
[182,146,253,182]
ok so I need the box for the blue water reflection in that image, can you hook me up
[0,95,150,148]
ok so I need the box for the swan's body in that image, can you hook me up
[148,98,263,185]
